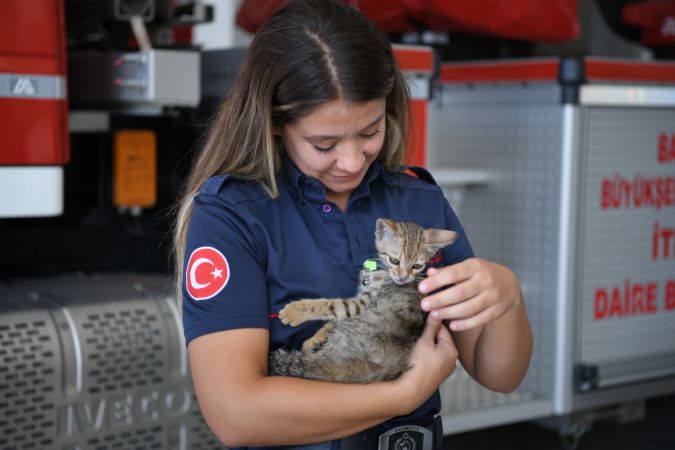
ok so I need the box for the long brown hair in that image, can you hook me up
[174,0,411,302]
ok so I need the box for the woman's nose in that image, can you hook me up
[336,141,365,173]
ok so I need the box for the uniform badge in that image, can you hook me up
[186,246,230,300]
[378,425,432,450]
[428,250,443,268]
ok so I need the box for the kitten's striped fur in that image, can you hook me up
[268,218,458,383]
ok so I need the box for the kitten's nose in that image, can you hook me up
[393,271,411,285]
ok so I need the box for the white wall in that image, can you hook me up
[193,0,253,49]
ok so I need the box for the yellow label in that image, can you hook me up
[113,130,157,208]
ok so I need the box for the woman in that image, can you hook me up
[174,1,532,449]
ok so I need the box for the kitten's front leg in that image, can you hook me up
[279,298,366,326]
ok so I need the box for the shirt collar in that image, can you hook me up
[280,156,323,203]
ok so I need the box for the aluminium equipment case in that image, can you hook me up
[431,57,675,433]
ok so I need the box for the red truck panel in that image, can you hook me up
[0,0,69,165]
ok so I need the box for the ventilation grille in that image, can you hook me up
[86,426,164,450]
[0,285,225,449]
[0,314,58,450]
[81,308,165,395]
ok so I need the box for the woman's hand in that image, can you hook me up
[418,258,521,332]
[396,315,458,413]
[416,258,532,392]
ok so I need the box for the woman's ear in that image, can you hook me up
[272,126,282,136]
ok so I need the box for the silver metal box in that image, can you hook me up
[430,57,675,433]
[68,49,200,109]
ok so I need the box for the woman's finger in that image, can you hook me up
[419,314,443,343]
[429,292,488,321]
[448,305,502,332]
[434,319,455,347]
[419,259,476,294]
[421,276,482,311]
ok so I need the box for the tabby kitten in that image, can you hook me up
[269,218,458,383]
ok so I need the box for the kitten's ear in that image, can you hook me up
[423,229,459,253]
[375,218,398,242]
[375,219,401,254]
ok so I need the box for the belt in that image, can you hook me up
[340,416,444,450]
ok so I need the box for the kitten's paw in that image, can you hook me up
[279,300,313,326]
[302,336,327,354]
[301,322,334,354]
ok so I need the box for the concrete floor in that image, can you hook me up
[442,393,675,450]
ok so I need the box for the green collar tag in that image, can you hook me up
[363,259,378,272]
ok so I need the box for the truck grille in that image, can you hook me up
[0,313,58,450]
[82,308,164,395]
[0,274,226,450]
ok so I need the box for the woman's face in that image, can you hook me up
[279,98,386,207]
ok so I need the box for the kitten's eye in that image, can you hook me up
[412,264,424,270]
[388,256,400,265]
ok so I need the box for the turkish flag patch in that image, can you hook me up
[185,246,230,300]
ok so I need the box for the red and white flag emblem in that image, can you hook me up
[186,246,230,300]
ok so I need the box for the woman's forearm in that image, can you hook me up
[189,327,450,448]
[421,259,533,393]
[210,374,408,447]
[194,292,462,447]
[471,289,533,393]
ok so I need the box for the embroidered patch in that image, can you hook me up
[428,250,443,268]
[186,246,230,300]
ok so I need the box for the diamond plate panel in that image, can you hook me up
[429,97,563,420]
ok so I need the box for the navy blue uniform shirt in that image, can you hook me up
[182,157,474,449]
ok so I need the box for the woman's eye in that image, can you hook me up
[313,144,336,153]
[388,256,400,265]
[362,130,381,141]
[412,264,424,270]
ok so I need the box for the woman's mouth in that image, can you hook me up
[333,170,363,183]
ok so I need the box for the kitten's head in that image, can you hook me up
[375,218,458,285]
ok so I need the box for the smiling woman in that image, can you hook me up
[173,1,532,449]
[278,98,386,210]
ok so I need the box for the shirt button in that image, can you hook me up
[322,203,332,213]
